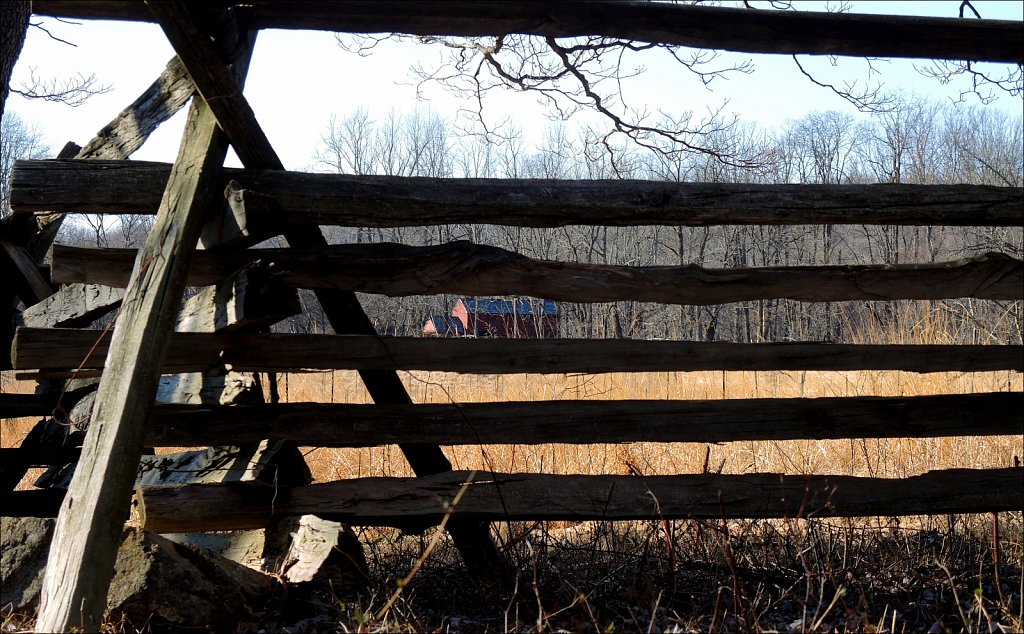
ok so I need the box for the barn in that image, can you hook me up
[420,314,467,337]
[451,297,560,338]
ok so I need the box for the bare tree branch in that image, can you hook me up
[791,56,895,114]
[915,0,1023,105]
[10,67,111,106]
[7,18,113,107]
[337,30,762,168]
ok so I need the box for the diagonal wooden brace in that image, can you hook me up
[34,25,257,634]
[145,0,507,579]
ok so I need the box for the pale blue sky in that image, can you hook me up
[7,1,1022,171]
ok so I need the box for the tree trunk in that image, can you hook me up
[0,0,30,119]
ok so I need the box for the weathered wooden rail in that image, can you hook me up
[3,2,1021,630]
[47,243,1024,303]
[29,1,1024,63]
[7,467,1020,529]
[144,392,1024,446]
[12,160,1024,227]
[136,468,1024,532]
[13,328,1024,374]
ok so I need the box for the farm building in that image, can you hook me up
[452,297,560,338]
[421,314,467,337]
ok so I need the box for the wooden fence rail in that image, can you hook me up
[48,243,1024,304]
[135,467,1024,532]
[13,328,1024,374]
[12,160,1024,227]
[6,392,1019,455]
[0,393,61,418]
[144,393,1023,447]
[30,1,1024,63]
[8,467,1021,527]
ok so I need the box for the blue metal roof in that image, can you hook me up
[429,315,466,335]
[461,297,560,316]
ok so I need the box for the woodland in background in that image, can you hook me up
[15,94,1023,344]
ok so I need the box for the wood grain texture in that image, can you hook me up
[14,328,1024,374]
[20,284,124,328]
[35,68,242,634]
[31,1,1024,63]
[49,242,1024,303]
[144,393,1023,447]
[13,160,1024,227]
[75,56,194,160]
[137,467,1024,532]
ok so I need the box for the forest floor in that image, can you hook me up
[309,514,1022,633]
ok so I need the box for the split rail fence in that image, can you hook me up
[0,2,1022,630]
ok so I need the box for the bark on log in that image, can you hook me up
[13,328,1024,374]
[30,1,1024,63]
[75,57,194,161]
[20,284,124,328]
[136,467,1024,532]
[49,242,1024,304]
[13,160,1024,227]
[142,392,1024,447]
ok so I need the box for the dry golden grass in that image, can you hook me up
[5,367,1020,486]
[0,374,46,490]
[281,368,1023,485]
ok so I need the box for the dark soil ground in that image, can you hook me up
[270,514,1022,632]
[3,514,1021,633]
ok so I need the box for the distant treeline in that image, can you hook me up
[56,96,1023,344]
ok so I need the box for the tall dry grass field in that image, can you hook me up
[281,368,1022,485]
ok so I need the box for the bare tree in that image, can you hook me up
[0,110,49,218]
[2,10,111,116]
[914,0,1022,104]
[311,95,1021,344]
